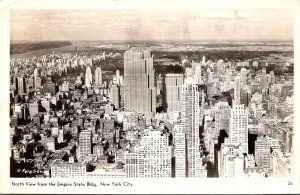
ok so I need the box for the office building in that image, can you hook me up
[95,66,102,86]
[34,76,42,89]
[109,84,120,109]
[261,68,268,89]
[85,66,93,88]
[138,130,172,178]
[255,136,271,168]
[124,130,172,178]
[269,71,275,84]
[43,76,56,95]
[234,76,241,105]
[51,160,87,178]
[79,130,92,162]
[240,68,247,86]
[174,124,186,177]
[214,102,231,133]
[225,104,249,154]
[17,76,25,95]
[181,79,206,177]
[124,152,139,178]
[123,47,156,122]
[28,102,39,118]
[165,73,184,117]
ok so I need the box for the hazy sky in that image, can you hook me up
[10,9,293,41]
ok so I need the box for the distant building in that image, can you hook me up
[28,102,39,118]
[95,66,102,86]
[17,76,25,95]
[61,81,69,92]
[269,71,275,84]
[109,84,120,109]
[85,66,93,88]
[214,102,231,133]
[240,68,247,86]
[261,68,268,89]
[234,76,241,105]
[165,73,184,118]
[34,76,42,89]
[43,76,56,95]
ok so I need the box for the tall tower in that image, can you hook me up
[261,68,268,89]
[269,71,275,84]
[78,129,92,162]
[17,76,25,95]
[192,61,202,84]
[165,74,184,117]
[240,68,247,87]
[202,55,206,65]
[174,124,186,177]
[124,47,156,122]
[225,68,231,91]
[110,84,120,109]
[95,66,102,85]
[228,104,249,154]
[85,66,92,88]
[181,79,206,177]
[234,76,241,105]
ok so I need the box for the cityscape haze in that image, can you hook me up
[8,7,294,182]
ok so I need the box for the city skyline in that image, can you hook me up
[11,9,293,41]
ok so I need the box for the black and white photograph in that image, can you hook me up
[0,0,299,194]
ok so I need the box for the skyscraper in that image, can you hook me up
[224,68,231,91]
[261,68,268,89]
[234,76,241,105]
[43,76,56,95]
[85,66,93,88]
[165,73,184,117]
[124,130,172,178]
[28,102,39,118]
[78,129,92,162]
[174,124,186,177]
[33,68,39,77]
[226,104,249,154]
[181,79,206,177]
[269,70,275,84]
[192,61,202,84]
[215,102,231,134]
[202,55,206,65]
[255,136,271,168]
[124,47,156,122]
[95,66,102,86]
[240,68,247,86]
[109,84,120,109]
[34,76,42,89]
[17,76,25,95]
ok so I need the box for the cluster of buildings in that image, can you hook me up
[10,47,293,178]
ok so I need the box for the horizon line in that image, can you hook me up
[10,39,294,43]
